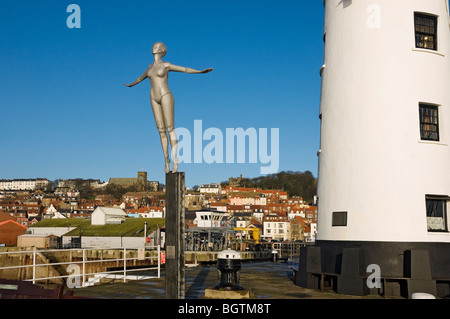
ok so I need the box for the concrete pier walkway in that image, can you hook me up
[71,260,392,299]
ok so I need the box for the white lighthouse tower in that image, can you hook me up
[297,0,450,297]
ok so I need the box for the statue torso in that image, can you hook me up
[148,62,171,103]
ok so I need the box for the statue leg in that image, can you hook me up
[151,98,171,173]
[161,93,178,173]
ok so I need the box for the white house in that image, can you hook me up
[199,183,221,195]
[236,218,251,229]
[194,210,226,228]
[263,213,290,241]
[288,208,306,220]
[91,207,127,225]
[140,210,164,218]
[0,178,52,191]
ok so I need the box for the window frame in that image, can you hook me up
[332,211,348,227]
[414,12,438,51]
[425,195,449,233]
[419,103,440,142]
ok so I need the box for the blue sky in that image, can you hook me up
[0,0,324,188]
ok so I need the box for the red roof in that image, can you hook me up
[0,219,27,229]
[0,210,15,222]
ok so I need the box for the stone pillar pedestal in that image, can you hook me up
[165,172,185,299]
[296,246,321,289]
[405,250,437,297]
[337,248,366,296]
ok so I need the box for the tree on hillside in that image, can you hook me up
[224,171,317,203]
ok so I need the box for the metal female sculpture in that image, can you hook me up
[125,42,213,173]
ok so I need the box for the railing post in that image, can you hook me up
[32,247,36,284]
[123,248,127,283]
[82,249,86,288]
[157,245,161,278]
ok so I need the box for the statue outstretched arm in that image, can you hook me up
[124,69,149,87]
[167,63,213,74]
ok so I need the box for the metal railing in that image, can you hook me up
[261,242,309,259]
[0,246,161,288]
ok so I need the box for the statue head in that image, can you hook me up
[152,42,167,57]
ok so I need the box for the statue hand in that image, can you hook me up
[201,68,213,74]
[124,83,133,87]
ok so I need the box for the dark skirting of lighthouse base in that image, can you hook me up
[296,240,450,298]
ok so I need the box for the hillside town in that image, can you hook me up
[0,172,317,248]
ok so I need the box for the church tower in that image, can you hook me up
[298,0,450,298]
[137,171,148,192]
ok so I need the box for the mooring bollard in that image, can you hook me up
[215,249,243,291]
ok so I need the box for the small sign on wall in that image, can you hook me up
[166,246,176,259]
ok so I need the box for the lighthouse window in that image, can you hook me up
[426,196,449,232]
[414,13,438,51]
[332,211,347,227]
[419,104,439,141]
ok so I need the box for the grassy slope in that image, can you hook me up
[30,218,165,237]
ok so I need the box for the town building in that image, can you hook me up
[262,211,290,241]
[91,207,127,225]
[0,211,27,246]
[0,178,52,191]
[185,193,205,210]
[234,216,262,243]
[198,183,221,195]
[290,216,308,242]
[57,178,103,189]
[109,171,159,192]
[194,209,227,228]
[229,195,267,206]
[17,234,58,249]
